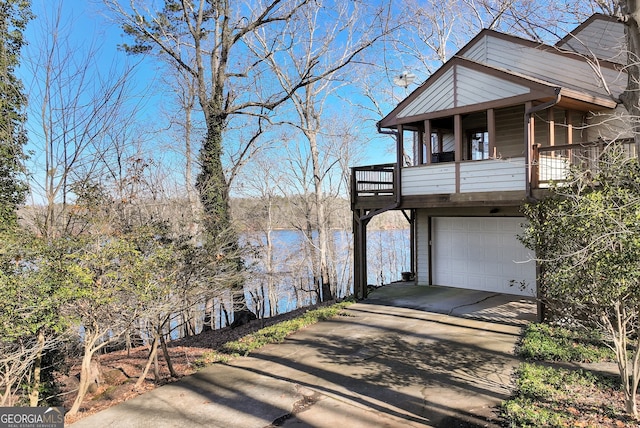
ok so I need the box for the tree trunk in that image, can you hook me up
[135,337,158,389]
[159,332,177,378]
[625,396,638,419]
[308,131,334,302]
[620,5,640,156]
[197,116,249,323]
[28,329,45,406]
[68,335,99,416]
[153,347,160,383]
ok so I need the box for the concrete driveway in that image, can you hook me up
[70,285,536,428]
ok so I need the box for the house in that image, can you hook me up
[351,14,635,309]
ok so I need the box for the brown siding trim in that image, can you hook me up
[398,191,527,210]
[454,114,462,163]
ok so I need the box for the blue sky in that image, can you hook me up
[17,0,597,203]
[19,0,400,197]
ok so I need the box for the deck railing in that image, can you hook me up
[351,140,638,205]
[351,163,396,202]
[532,139,636,188]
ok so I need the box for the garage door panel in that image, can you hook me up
[432,217,536,296]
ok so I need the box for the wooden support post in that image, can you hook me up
[397,124,404,167]
[352,211,369,300]
[531,144,540,189]
[454,114,462,162]
[424,119,432,165]
[487,108,495,158]
[454,114,462,193]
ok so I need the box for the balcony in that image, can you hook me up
[532,140,636,188]
[351,140,637,208]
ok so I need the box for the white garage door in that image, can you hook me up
[432,217,536,296]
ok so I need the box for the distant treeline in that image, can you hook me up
[230,196,409,232]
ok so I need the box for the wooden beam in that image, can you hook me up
[454,114,462,193]
[424,119,432,165]
[525,101,533,196]
[487,108,496,158]
[454,114,462,162]
[397,124,404,167]
[428,215,433,285]
[548,107,555,146]
[415,125,423,165]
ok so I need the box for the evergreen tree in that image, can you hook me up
[0,0,30,228]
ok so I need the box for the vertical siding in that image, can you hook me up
[553,109,568,145]
[495,105,525,158]
[416,211,429,286]
[569,111,587,143]
[532,110,549,147]
[463,111,486,130]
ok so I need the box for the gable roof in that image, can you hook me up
[556,14,625,64]
[380,57,560,128]
[379,17,625,129]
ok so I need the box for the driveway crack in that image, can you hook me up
[447,293,501,316]
[264,386,322,427]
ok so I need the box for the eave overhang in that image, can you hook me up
[379,57,618,130]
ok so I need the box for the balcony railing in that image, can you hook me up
[351,163,396,203]
[532,139,636,188]
[351,139,637,206]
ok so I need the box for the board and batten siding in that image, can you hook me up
[462,34,626,98]
[402,164,455,195]
[459,158,526,192]
[416,211,429,286]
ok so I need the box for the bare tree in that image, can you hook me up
[252,0,392,301]
[22,1,143,239]
[235,150,295,316]
[105,0,322,320]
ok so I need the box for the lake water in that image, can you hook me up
[241,228,410,315]
[170,228,410,334]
